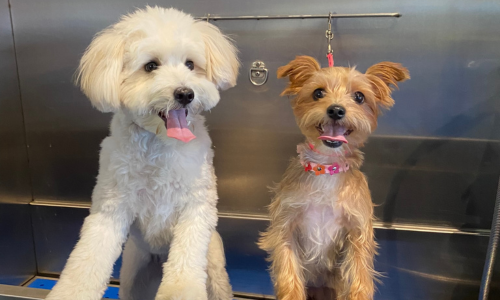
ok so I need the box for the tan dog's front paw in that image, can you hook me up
[155,282,207,300]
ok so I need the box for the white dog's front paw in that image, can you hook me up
[155,282,207,300]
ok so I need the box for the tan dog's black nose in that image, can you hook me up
[327,105,345,120]
[174,87,194,106]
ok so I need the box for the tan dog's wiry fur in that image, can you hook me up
[259,56,409,300]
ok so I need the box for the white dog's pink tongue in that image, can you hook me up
[166,109,196,143]
[318,124,348,144]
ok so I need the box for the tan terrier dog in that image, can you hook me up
[258,56,409,300]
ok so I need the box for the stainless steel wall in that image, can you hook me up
[0,204,36,285]
[0,0,30,204]
[0,0,36,285]
[10,0,500,228]
[3,0,500,298]
[28,206,500,299]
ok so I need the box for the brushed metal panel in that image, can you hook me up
[0,284,48,300]
[0,0,30,204]
[215,135,500,229]
[4,0,500,297]
[0,0,35,287]
[0,204,36,285]
[366,138,500,229]
[30,206,500,299]
[30,205,122,279]
[204,218,500,299]
[9,0,500,231]
[205,0,500,225]
[375,228,500,300]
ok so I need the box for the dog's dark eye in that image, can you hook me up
[354,91,365,104]
[145,61,158,72]
[185,60,194,71]
[313,88,326,101]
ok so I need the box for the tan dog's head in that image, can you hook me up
[278,56,409,150]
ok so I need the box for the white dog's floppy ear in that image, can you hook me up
[194,21,239,90]
[76,28,125,112]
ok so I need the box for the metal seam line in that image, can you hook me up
[30,200,489,236]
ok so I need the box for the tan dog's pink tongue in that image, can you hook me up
[318,124,348,144]
[165,109,196,143]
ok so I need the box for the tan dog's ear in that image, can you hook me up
[76,28,125,113]
[194,21,240,91]
[366,62,410,109]
[277,56,321,96]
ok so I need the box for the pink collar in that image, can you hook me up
[297,143,349,176]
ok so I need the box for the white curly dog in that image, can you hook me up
[46,6,239,300]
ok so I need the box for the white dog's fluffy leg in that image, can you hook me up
[155,202,217,300]
[119,235,152,300]
[46,210,131,300]
[206,231,233,300]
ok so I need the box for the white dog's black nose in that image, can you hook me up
[327,105,346,120]
[174,87,195,106]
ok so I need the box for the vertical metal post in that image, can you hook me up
[479,177,500,300]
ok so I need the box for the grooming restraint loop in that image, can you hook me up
[325,12,334,67]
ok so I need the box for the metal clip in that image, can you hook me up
[249,61,268,86]
[325,12,334,54]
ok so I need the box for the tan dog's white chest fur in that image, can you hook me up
[300,203,345,260]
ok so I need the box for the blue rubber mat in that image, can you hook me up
[27,277,273,298]
[226,253,274,295]
[27,258,274,298]
[28,278,120,299]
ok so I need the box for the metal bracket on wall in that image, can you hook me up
[249,61,268,86]
[198,12,401,21]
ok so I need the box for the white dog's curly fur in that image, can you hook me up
[46,6,239,300]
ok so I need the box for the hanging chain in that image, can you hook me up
[325,12,334,54]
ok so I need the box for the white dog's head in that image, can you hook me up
[77,6,239,142]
